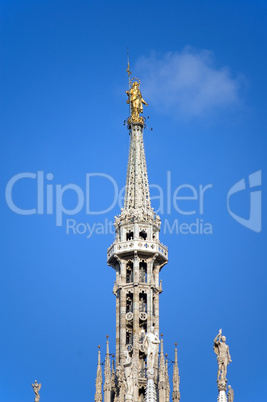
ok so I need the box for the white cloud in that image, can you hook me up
[135,48,243,118]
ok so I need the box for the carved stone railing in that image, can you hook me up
[107,244,115,258]
[107,240,168,260]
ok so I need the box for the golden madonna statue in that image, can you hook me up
[126,80,148,123]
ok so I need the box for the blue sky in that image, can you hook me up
[0,1,266,401]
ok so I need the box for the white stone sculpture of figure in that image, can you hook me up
[227,385,234,402]
[32,380,41,401]
[143,326,160,374]
[123,350,133,398]
[116,364,124,388]
[213,329,232,382]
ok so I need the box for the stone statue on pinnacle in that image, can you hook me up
[213,329,232,389]
[143,326,160,375]
[32,380,41,402]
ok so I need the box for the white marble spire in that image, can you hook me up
[172,345,180,402]
[165,358,170,402]
[159,338,166,401]
[107,72,168,402]
[95,347,103,402]
[104,337,111,401]
[124,123,151,212]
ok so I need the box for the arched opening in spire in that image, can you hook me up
[126,293,133,313]
[139,229,147,241]
[139,292,147,313]
[126,261,133,283]
[139,260,147,283]
[126,328,133,348]
[139,385,146,400]
[126,229,134,241]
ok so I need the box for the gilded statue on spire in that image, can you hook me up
[126,79,148,124]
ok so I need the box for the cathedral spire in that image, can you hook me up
[112,74,163,232]
[95,346,103,402]
[172,345,180,402]
[103,336,111,401]
[107,67,168,402]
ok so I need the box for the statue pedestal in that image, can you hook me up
[125,395,133,401]
[145,371,157,402]
[217,390,227,402]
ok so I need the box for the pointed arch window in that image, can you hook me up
[139,261,147,283]
[139,229,147,240]
[126,293,133,313]
[126,261,133,283]
[126,230,134,241]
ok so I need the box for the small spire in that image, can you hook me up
[95,347,103,402]
[110,359,116,392]
[104,337,111,393]
[165,357,170,402]
[172,345,180,402]
[159,338,166,390]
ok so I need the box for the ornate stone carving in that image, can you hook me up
[123,350,134,400]
[139,312,147,321]
[125,312,133,321]
[145,370,157,402]
[115,364,125,402]
[113,281,119,295]
[32,380,41,402]
[126,343,133,353]
[115,208,160,229]
[217,379,227,392]
[227,385,234,402]
[116,364,123,388]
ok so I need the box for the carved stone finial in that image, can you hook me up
[32,380,41,402]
